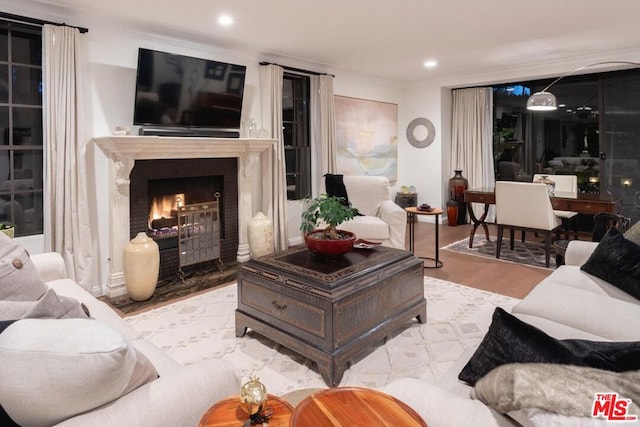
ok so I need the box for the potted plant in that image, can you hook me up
[300,194,359,256]
[0,223,15,239]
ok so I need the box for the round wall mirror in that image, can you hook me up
[406,117,436,148]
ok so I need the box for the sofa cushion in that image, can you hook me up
[338,215,390,242]
[511,313,610,341]
[0,232,48,301]
[383,377,514,427]
[511,281,640,341]
[458,307,640,386]
[0,318,158,427]
[540,265,640,304]
[581,227,640,300]
[49,278,143,341]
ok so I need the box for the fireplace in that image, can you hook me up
[129,158,237,280]
[94,136,276,298]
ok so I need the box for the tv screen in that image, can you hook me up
[133,48,246,133]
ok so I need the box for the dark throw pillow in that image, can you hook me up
[458,307,640,386]
[580,227,640,300]
[324,173,351,208]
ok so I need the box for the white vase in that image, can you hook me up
[248,212,274,258]
[123,232,159,301]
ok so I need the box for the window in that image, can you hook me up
[282,73,311,200]
[493,69,640,221]
[0,21,43,236]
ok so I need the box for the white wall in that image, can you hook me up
[80,24,412,292]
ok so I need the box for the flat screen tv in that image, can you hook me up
[133,48,246,136]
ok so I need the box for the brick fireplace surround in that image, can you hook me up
[95,136,275,298]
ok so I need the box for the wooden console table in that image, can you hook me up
[464,187,620,248]
[235,245,425,387]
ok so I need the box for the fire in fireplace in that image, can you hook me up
[129,158,239,280]
[148,193,184,233]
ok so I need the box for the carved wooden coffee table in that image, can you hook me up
[235,245,426,387]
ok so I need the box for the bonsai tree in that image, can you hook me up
[300,194,359,240]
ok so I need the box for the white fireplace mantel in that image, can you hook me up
[94,135,275,298]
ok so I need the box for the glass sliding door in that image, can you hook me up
[601,70,640,221]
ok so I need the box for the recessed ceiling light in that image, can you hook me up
[218,14,234,27]
[423,60,437,68]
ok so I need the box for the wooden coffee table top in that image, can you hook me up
[289,387,428,427]
[199,394,293,427]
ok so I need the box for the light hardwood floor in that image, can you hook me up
[408,220,552,300]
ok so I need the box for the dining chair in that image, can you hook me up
[495,181,563,268]
[533,174,578,239]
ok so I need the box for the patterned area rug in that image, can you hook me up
[442,235,555,269]
[125,277,519,395]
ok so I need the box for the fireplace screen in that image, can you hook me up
[177,192,222,278]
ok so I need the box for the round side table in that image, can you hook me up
[290,386,427,426]
[199,394,293,427]
[405,206,443,269]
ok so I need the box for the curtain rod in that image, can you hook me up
[259,61,334,77]
[0,12,89,33]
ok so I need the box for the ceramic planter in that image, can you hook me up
[304,229,356,256]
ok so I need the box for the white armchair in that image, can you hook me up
[334,176,407,249]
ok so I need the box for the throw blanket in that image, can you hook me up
[473,363,640,418]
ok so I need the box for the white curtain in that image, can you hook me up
[42,25,93,288]
[451,87,496,222]
[310,74,337,194]
[259,64,288,251]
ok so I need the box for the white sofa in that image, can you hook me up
[383,239,640,427]
[16,252,240,427]
[334,175,407,249]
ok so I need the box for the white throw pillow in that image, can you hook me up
[0,318,158,427]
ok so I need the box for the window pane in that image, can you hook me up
[14,150,43,190]
[0,64,8,102]
[11,29,41,65]
[0,149,7,180]
[283,122,293,146]
[0,106,9,145]
[602,71,640,220]
[12,65,42,105]
[13,190,43,235]
[0,28,7,61]
[283,103,294,122]
[283,78,293,99]
[13,107,43,146]
[285,148,296,174]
